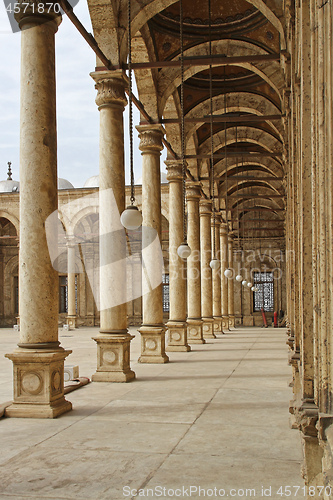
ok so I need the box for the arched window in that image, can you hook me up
[253,272,274,312]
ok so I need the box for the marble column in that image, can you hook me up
[200,199,215,339]
[90,70,135,382]
[220,224,229,330]
[137,124,169,363]
[165,160,190,352]
[228,235,235,328]
[66,238,77,329]
[5,6,72,418]
[186,182,205,343]
[211,213,223,334]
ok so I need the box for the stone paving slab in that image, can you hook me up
[0,326,303,499]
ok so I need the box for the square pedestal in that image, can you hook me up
[213,317,223,335]
[228,315,235,328]
[5,348,72,418]
[92,333,135,382]
[66,316,77,329]
[202,318,216,339]
[222,315,229,331]
[187,319,205,344]
[166,321,191,352]
[138,326,169,363]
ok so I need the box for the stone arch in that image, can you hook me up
[0,210,19,236]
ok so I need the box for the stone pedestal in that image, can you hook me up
[5,348,72,418]
[137,125,169,363]
[92,333,135,382]
[200,199,216,339]
[186,182,205,344]
[90,70,135,381]
[138,326,169,363]
[165,160,190,352]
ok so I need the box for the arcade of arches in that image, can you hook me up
[2,0,333,494]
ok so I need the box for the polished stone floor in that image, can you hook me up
[0,326,303,499]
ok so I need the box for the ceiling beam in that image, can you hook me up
[159,114,282,125]
[229,207,285,212]
[227,194,285,198]
[186,152,282,159]
[99,53,284,71]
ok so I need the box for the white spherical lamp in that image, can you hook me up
[235,274,243,282]
[242,280,247,286]
[224,268,233,279]
[177,242,191,259]
[251,286,255,291]
[210,259,220,270]
[120,206,142,230]
[247,282,253,288]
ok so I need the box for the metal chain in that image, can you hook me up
[224,67,229,266]
[128,0,135,205]
[236,125,240,248]
[180,0,186,242]
[208,0,216,259]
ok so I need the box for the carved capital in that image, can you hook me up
[136,124,165,154]
[199,199,212,217]
[211,212,221,227]
[186,181,201,202]
[165,160,183,183]
[294,401,319,438]
[15,0,62,29]
[220,223,228,235]
[91,71,127,110]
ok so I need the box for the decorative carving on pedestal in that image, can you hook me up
[202,319,215,339]
[66,316,77,329]
[138,326,169,363]
[166,321,191,352]
[187,319,205,344]
[213,318,223,334]
[5,348,72,418]
[92,334,135,382]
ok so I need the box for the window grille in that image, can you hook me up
[253,272,274,312]
[162,274,169,312]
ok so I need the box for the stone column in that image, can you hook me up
[228,235,235,328]
[186,182,204,343]
[165,160,190,352]
[66,238,77,329]
[5,6,72,418]
[220,223,229,330]
[90,70,135,382]
[200,199,215,339]
[137,124,169,363]
[211,213,223,334]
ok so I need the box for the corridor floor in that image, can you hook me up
[0,327,303,499]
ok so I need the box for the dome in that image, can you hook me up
[58,178,74,190]
[0,179,20,193]
[84,175,99,188]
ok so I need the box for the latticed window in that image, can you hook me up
[162,274,169,312]
[253,272,274,312]
[59,276,68,314]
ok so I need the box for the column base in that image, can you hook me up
[222,315,229,331]
[202,318,216,339]
[5,347,72,419]
[66,315,77,329]
[138,325,169,363]
[187,318,205,344]
[166,321,191,352]
[228,315,236,328]
[92,332,135,382]
[213,317,223,335]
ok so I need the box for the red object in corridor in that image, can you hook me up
[261,308,268,328]
[274,311,278,328]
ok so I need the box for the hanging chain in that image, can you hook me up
[128,0,135,205]
[224,67,229,266]
[208,0,216,259]
[180,0,187,242]
[236,125,240,249]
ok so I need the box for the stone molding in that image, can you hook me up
[165,160,183,183]
[199,198,212,217]
[136,124,165,153]
[186,181,202,201]
[91,71,127,110]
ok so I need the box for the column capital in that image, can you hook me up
[136,124,165,154]
[90,70,127,110]
[220,223,228,235]
[199,198,212,217]
[186,181,201,201]
[165,160,183,183]
[211,212,222,227]
[228,234,234,244]
[15,1,62,30]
